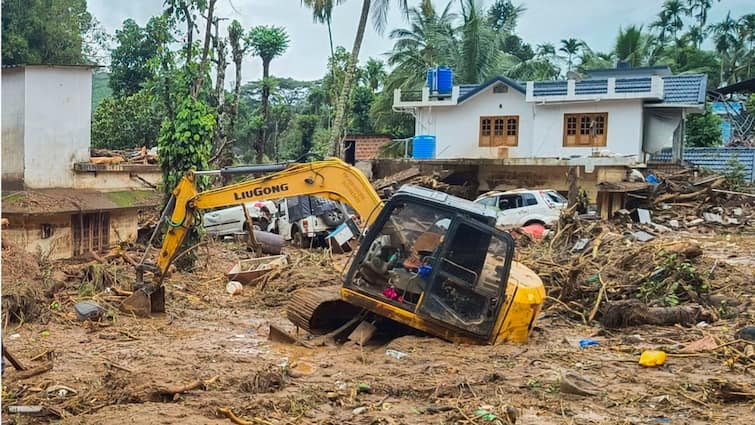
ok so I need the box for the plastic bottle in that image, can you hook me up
[639,350,667,367]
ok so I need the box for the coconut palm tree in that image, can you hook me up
[458,0,500,83]
[386,0,456,89]
[559,38,584,72]
[661,0,688,41]
[686,0,717,30]
[301,0,343,58]
[328,0,410,155]
[364,57,387,92]
[709,12,739,83]
[249,25,290,162]
[486,0,526,33]
[615,25,648,67]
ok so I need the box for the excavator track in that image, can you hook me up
[286,285,362,335]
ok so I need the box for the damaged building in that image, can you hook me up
[1,64,161,260]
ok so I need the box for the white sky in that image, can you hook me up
[88,0,753,83]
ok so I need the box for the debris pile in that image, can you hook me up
[1,241,49,323]
[636,169,753,231]
[253,249,338,307]
[90,146,158,165]
[372,167,477,199]
[516,207,752,328]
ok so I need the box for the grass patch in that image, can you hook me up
[106,190,156,208]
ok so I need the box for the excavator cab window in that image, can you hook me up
[350,201,453,310]
[417,217,514,337]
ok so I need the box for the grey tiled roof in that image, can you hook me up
[660,75,708,105]
[457,76,525,103]
[650,147,755,182]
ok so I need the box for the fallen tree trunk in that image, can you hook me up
[600,299,716,329]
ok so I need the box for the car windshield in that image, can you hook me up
[546,191,567,204]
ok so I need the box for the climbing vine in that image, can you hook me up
[157,97,216,199]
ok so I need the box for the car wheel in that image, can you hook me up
[292,229,309,248]
[321,209,345,227]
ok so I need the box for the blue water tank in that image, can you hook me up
[436,66,453,94]
[412,135,436,160]
[426,68,434,91]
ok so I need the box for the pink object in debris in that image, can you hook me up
[383,287,399,300]
[520,223,546,240]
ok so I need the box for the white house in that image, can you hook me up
[393,65,707,162]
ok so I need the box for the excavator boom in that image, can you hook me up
[121,158,383,316]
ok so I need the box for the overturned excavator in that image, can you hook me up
[122,158,545,345]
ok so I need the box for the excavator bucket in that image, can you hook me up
[120,285,165,317]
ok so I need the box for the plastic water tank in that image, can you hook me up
[426,68,435,91]
[412,135,436,160]
[436,67,453,94]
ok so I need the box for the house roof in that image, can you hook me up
[2,63,102,70]
[657,74,708,105]
[457,76,526,103]
[2,189,161,215]
[585,65,673,78]
[709,77,755,95]
[650,147,755,183]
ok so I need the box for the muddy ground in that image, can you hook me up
[2,233,754,425]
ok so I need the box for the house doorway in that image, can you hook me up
[343,140,356,165]
[72,212,110,256]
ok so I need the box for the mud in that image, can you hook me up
[2,238,754,424]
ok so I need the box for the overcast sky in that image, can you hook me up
[89,0,752,83]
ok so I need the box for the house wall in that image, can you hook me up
[3,214,74,260]
[2,69,26,186]
[415,87,645,160]
[354,137,391,160]
[23,66,93,189]
[530,100,644,158]
[74,170,162,190]
[3,209,140,260]
[415,85,534,159]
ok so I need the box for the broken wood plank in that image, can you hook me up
[3,346,27,371]
[13,361,53,380]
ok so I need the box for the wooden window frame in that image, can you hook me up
[562,112,608,147]
[479,115,519,147]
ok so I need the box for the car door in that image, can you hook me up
[517,193,540,226]
[495,195,523,226]
[275,200,292,240]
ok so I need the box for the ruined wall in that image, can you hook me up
[2,68,26,187]
[3,209,140,260]
[3,214,74,260]
[353,137,391,160]
[74,169,162,191]
[109,210,139,245]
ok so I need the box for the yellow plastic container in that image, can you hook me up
[639,350,667,367]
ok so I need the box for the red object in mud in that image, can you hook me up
[519,223,546,240]
[383,287,399,300]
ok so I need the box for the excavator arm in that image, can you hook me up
[122,158,384,316]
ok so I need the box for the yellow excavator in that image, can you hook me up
[122,158,545,344]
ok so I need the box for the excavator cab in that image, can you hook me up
[335,186,544,344]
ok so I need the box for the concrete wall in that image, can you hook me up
[531,100,644,159]
[3,209,139,260]
[23,66,93,188]
[416,85,534,159]
[73,169,162,190]
[2,68,26,186]
[414,86,646,159]
[3,214,74,260]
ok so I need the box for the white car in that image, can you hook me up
[473,189,567,227]
[203,200,277,236]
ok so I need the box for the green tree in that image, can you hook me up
[301,0,344,58]
[486,0,525,33]
[458,0,500,83]
[249,25,290,162]
[559,38,585,72]
[2,0,94,65]
[91,90,164,149]
[615,25,649,67]
[685,107,722,147]
[687,0,717,31]
[364,57,387,92]
[348,85,375,134]
[109,18,160,97]
[327,0,410,155]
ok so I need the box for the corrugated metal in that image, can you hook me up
[458,84,479,98]
[575,79,607,95]
[650,147,755,182]
[615,77,652,93]
[661,75,706,104]
[533,81,567,96]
